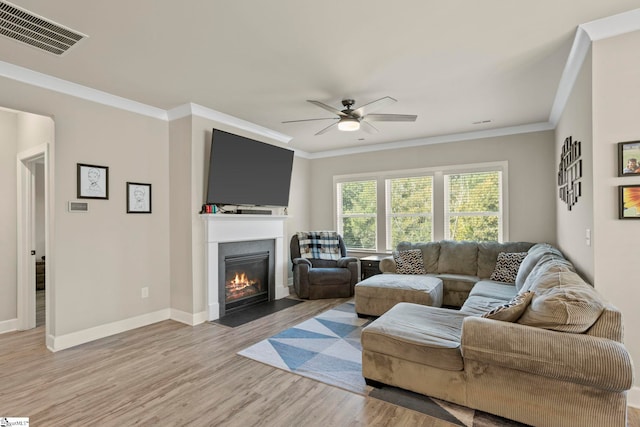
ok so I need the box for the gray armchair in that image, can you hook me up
[290,234,359,299]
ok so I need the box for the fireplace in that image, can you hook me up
[218,239,275,317]
[203,214,289,322]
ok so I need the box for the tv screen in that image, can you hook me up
[206,129,294,207]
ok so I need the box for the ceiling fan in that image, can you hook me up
[282,96,417,135]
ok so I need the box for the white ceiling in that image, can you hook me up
[0,1,639,154]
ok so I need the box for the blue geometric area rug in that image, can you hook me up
[238,302,527,427]
[238,301,370,394]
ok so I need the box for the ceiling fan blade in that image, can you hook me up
[365,113,417,122]
[307,100,347,117]
[315,122,339,135]
[361,121,379,134]
[282,118,337,124]
[352,96,397,117]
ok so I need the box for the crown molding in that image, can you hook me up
[167,103,292,145]
[580,8,640,41]
[0,60,168,120]
[306,121,555,159]
[548,27,591,127]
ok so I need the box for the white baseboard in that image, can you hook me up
[629,386,640,409]
[48,309,170,352]
[170,308,207,326]
[276,284,290,299]
[0,318,18,334]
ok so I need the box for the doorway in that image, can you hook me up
[17,144,49,333]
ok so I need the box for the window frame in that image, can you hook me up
[334,161,508,253]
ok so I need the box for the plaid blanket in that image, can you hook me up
[296,231,342,260]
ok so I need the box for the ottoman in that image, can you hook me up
[355,273,443,316]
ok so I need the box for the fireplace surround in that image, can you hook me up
[203,214,289,321]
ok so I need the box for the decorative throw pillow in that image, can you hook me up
[490,252,528,283]
[393,249,426,275]
[482,291,534,322]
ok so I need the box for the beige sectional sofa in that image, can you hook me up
[361,241,634,427]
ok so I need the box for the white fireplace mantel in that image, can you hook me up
[202,214,289,321]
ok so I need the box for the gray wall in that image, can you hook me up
[0,110,18,322]
[555,50,594,282]
[0,77,171,339]
[591,30,640,393]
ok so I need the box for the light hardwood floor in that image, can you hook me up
[1,297,639,427]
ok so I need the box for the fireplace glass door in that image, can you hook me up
[224,251,269,312]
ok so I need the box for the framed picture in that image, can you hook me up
[77,163,109,199]
[126,182,152,214]
[617,141,640,176]
[619,185,640,219]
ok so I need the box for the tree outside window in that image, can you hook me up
[445,171,501,241]
[386,176,433,250]
[337,180,377,250]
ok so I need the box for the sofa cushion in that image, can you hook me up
[477,241,534,278]
[393,249,426,275]
[489,252,527,283]
[515,243,565,291]
[398,241,440,273]
[361,303,468,371]
[438,240,478,276]
[469,280,517,300]
[481,291,533,322]
[518,270,605,333]
[459,295,511,316]
[520,254,575,293]
[355,274,443,316]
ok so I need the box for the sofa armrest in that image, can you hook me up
[292,258,312,268]
[461,316,634,392]
[379,256,396,273]
[337,257,358,268]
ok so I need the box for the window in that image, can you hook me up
[335,162,507,252]
[445,171,502,241]
[385,176,433,250]
[337,180,377,250]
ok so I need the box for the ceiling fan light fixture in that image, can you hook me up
[338,117,360,131]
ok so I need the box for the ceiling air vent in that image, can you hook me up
[0,1,86,55]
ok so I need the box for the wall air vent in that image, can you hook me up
[0,1,87,55]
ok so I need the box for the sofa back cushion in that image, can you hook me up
[519,254,575,293]
[477,241,535,278]
[397,241,440,273]
[518,270,605,333]
[437,240,478,276]
[515,243,565,291]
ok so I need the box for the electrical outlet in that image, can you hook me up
[141,287,149,298]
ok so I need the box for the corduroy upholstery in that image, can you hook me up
[361,242,634,427]
[382,240,535,306]
[354,274,443,317]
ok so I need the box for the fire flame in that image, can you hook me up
[226,271,259,301]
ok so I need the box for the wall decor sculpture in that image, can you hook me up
[557,136,582,211]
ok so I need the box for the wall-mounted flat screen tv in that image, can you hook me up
[206,129,294,207]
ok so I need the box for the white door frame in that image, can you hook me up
[17,143,49,333]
